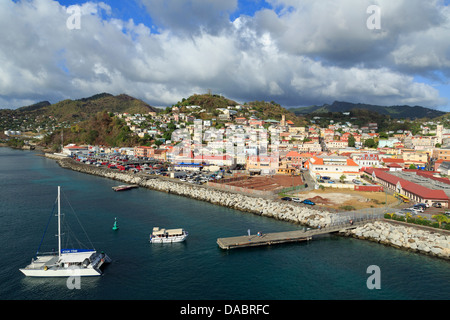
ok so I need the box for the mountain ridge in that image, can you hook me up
[2,93,159,123]
[290,101,447,119]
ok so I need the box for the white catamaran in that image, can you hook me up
[20,186,111,277]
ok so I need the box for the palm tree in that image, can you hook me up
[385,212,395,219]
[432,214,449,228]
[405,212,413,222]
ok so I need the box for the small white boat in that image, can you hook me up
[20,186,111,277]
[150,227,188,243]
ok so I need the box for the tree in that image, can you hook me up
[339,174,346,183]
[85,129,99,145]
[379,132,388,139]
[432,214,449,228]
[409,164,417,169]
[364,138,377,148]
[348,134,356,147]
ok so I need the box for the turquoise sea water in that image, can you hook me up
[0,147,449,301]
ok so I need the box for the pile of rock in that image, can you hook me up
[340,220,450,259]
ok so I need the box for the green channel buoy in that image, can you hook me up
[112,217,119,231]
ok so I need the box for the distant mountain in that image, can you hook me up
[17,101,51,112]
[290,101,447,119]
[39,93,159,122]
[0,93,159,126]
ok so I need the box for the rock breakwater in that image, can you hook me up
[340,221,450,260]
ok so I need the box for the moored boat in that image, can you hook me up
[150,227,188,243]
[20,186,111,277]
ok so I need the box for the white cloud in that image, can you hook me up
[0,0,448,111]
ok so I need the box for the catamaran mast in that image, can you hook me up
[58,186,61,258]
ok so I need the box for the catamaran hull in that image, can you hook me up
[19,268,103,277]
[20,252,111,277]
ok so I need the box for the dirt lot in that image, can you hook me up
[225,175,303,191]
[294,189,400,211]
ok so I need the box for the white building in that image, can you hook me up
[62,144,89,157]
[305,155,360,181]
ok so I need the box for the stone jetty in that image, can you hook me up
[50,155,449,260]
[340,220,450,260]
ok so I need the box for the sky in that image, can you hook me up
[1,0,450,111]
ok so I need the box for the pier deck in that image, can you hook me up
[112,184,139,191]
[217,221,372,250]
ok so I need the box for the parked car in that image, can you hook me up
[433,203,442,208]
[291,197,302,202]
[410,206,424,213]
[415,203,428,210]
[281,197,292,201]
[322,176,331,180]
[396,209,415,216]
[352,179,362,185]
[302,199,315,206]
[328,180,335,184]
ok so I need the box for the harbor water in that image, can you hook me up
[0,147,449,300]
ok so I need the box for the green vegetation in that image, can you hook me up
[43,111,142,148]
[175,93,238,111]
[384,213,450,230]
[6,138,25,149]
[172,93,307,126]
[0,93,158,134]
[246,101,306,126]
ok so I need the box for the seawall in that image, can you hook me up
[50,155,449,260]
[340,220,449,260]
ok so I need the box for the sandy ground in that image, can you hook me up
[225,175,303,191]
[295,189,400,211]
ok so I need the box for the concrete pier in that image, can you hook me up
[217,222,366,250]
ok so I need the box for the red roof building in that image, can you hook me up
[364,168,449,207]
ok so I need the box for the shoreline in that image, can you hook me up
[45,152,449,260]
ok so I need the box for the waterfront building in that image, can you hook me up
[365,168,449,208]
[62,144,88,157]
[134,146,155,158]
[246,155,279,175]
[304,155,360,182]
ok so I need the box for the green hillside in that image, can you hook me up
[174,93,239,111]
[245,100,306,126]
[173,93,306,126]
[41,93,158,122]
[41,111,141,150]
